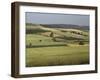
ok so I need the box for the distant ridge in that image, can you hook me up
[26,23,89,30]
[41,24,89,30]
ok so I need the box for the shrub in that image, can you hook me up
[29,43,32,47]
[79,41,84,45]
[52,37,56,41]
[39,40,42,42]
[50,32,54,37]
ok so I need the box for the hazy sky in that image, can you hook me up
[26,12,89,26]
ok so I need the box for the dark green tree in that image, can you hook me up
[50,32,54,37]
[50,32,57,41]
[79,41,84,45]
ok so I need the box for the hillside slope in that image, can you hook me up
[26,24,89,41]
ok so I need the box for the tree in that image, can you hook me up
[52,37,56,41]
[79,41,84,45]
[50,32,57,41]
[29,43,32,47]
[39,40,42,42]
[50,32,54,37]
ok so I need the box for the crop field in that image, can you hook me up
[26,24,89,67]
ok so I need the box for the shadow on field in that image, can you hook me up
[26,44,68,48]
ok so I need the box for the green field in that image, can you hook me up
[26,24,89,67]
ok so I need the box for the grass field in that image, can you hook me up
[26,45,89,67]
[26,24,89,67]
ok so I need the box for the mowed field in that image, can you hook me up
[26,24,89,67]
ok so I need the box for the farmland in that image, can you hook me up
[26,23,89,67]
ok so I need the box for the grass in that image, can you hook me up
[25,24,89,67]
[26,45,89,67]
[26,34,68,46]
[26,24,89,40]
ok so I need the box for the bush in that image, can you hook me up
[39,40,42,42]
[29,43,32,47]
[79,41,84,45]
[50,32,54,37]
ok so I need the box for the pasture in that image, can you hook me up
[25,24,89,67]
[26,45,89,67]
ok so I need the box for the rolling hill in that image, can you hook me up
[41,24,89,30]
[26,23,89,67]
[26,23,89,41]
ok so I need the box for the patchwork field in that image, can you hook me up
[26,24,89,67]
